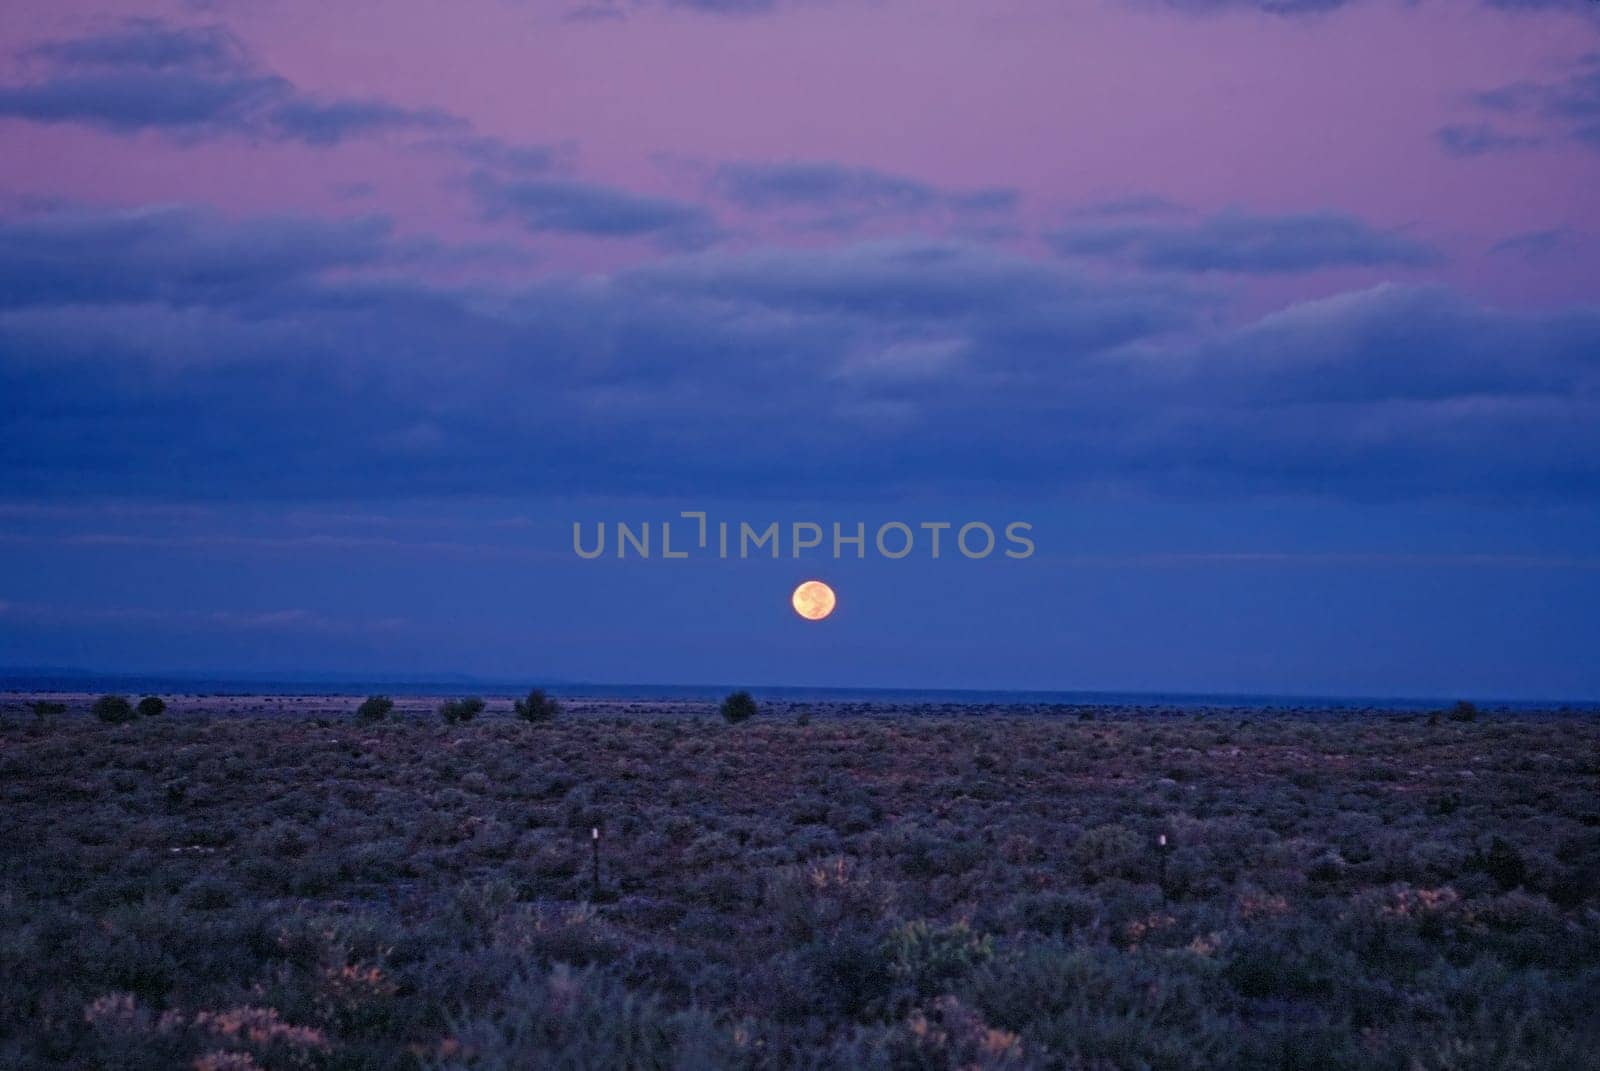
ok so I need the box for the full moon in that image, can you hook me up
[791,580,837,621]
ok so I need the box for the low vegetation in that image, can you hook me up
[438,696,487,725]
[0,703,1596,1069]
[89,694,135,725]
[720,690,759,724]
[513,689,561,724]
[355,696,395,724]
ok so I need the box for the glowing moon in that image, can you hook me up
[791,580,837,621]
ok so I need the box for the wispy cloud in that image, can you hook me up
[1143,0,1595,15]
[1047,208,1438,274]
[0,598,407,634]
[0,529,565,561]
[710,160,1017,229]
[562,0,798,20]
[0,18,463,145]
[469,171,721,247]
[1438,54,1600,156]
[1489,228,1573,260]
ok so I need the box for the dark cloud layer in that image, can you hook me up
[0,206,390,308]
[712,160,1017,219]
[1435,123,1547,157]
[0,20,461,144]
[565,0,788,19]
[469,172,720,247]
[1438,54,1600,156]
[1048,209,1439,274]
[577,0,1599,19]
[1147,0,1593,13]
[23,18,243,70]
[1,203,1595,503]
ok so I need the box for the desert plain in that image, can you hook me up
[1,695,1596,1070]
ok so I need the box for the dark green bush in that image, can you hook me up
[514,688,561,723]
[1485,835,1527,890]
[885,919,993,999]
[1448,700,1480,722]
[720,691,758,724]
[355,695,394,723]
[802,924,893,1019]
[29,700,67,718]
[91,695,135,725]
[440,696,486,725]
[136,696,166,718]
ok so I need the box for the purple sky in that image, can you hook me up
[1,0,1598,698]
[5,1,1597,295]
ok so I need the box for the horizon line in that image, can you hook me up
[2,666,1596,709]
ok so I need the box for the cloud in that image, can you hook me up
[710,160,1017,228]
[0,205,391,310]
[1489,228,1572,259]
[1435,123,1547,157]
[0,19,463,145]
[563,3,631,21]
[714,161,937,212]
[0,69,287,134]
[592,0,1582,19]
[1048,209,1439,274]
[0,203,1595,504]
[1143,0,1352,13]
[470,172,720,247]
[0,598,404,635]
[1125,284,1600,498]
[1071,194,1189,218]
[564,0,791,18]
[23,18,244,70]
[1481,0,1596,9]
[266,97,460,146]
[1141,0,1595,13]
[1438,54,1600,156]
[1176,283,1599,405]
[441,134,570,175]
[667,0,783,11]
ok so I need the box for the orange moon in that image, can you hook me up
[791,580,837,621]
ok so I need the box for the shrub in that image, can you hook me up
[1074,822,1147,883]
[720,690,758,724]
[514,688,561,723]
[355,695,394,724]
[136,696,166,718]
[1014,890,1099,936]
[29,700,67,718]
[1485,835,1527,890]
[885,919,993,999]
[1447,700,1479,722]
[91,695,136,725]
[446,965,734,1068]
[440,696,486,725]
[802,924,895,1019]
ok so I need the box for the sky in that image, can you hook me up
[1,0,1598,700]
